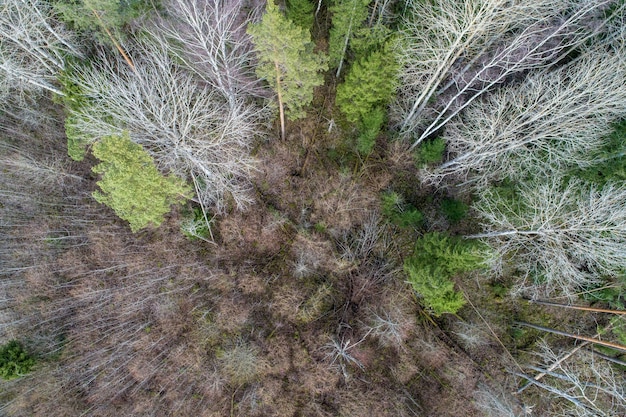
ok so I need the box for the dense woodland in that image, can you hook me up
[1,0,626,415]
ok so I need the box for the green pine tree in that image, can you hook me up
[328,0,370,76]
[286,0,315,31]
[92,133,192,232]
[248,1,327,139]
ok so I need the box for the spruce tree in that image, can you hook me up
[92,133,192,232]
[404,232,490,315]
[286,0,315,31]
[335,45,398,124]
[336,43,398,154]
[328,0,370,76]
[248,1,327,139]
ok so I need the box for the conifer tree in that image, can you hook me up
[286,0,315,31]
[336,43,398,154]
[248,1,327,139]
[404,232,490,315]
[328,0,370,76]
[92,133,192,232]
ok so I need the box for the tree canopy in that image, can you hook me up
[91,133,192,232]
[248,1,327,139]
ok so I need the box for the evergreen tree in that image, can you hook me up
[54,0,148,43]
[336,43,398,154]
[92,133,192,232]
[336,45,397,124]
[248,1,327,139]
[286,0,315,31]
[404,232,490,315]
[328,0,370,76]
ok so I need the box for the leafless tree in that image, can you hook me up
[471,177,626,297]
[66,41,266,214]
[422,47,626,186]
[522,340,626,416]
[394,0,620,148]
[150,0,266,107]
[0,0,81,103]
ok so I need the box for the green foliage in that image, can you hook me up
[336,45,398,124]
[404,262,467,316]
[248,1,327,121]
[350,24,394,58]
[58,65,93,161]
[286,0,315,31]
[180,206,212,241]
[0,340,35,380]
[356,107,384,155]
[610,316,626,346]
[416,137,446,165]
[92,133,192,232]
[328,0,370,70]
[441,198,469,224]
[380,191,423,228]
[53,0,150,43]
[573,120,626,186]
[404,232,490,315]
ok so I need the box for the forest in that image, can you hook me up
[1,0,626,415]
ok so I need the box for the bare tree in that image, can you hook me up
[422,47,626,186]
[394,0,620,148]
[151,0,265,107]
[66,41,265,214]
[471,177,626,297]
[522,341,626,416]
[0,0,81,102]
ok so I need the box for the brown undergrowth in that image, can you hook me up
[0,98,526,416]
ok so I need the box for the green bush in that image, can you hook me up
[441,198,469,223]
[54,0,151,43]
[58,65,93,161]
[92,133,192,232]
[181,206,212,241]
[380,191,423,228]
[416,137,446,165]
[404,262,466,316]
[356,107,384,155]
[404,232,490,315]
[0,340,36,380]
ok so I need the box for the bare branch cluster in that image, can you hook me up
[66,41,265,213]
[525,341,626,416]
[472,177,626,297]
[394,0,619,147]
[421,47,626,186]
[0,0,81,103]
[150,0,266,105]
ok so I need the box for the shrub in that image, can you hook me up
[404,232,490,315]
[441,198,469,223]
[180,206,212,241]
[380,191,423,228]
[217,342,266,386]
[0,340,36,380]
[416,137,446,165]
